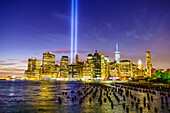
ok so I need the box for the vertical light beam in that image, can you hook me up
[116,43,118,51]
[71,0,74,63]
[74,0,78,58]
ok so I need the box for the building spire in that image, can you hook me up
[115,43,120,64]
[116,43,118,51]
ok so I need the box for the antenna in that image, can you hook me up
[116,43,118,51]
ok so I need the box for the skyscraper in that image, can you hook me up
[93,50,101,78]
[101,53,105,78]
[138,59,142,69]
[82,61,91,79]
[60,56,69,78]
[119,60,132,78]
[42,52,55,78]
[146,51,152,76]
[68,63,78,78]
[115,43,120,64]
[25,57,40,78]
[75,54,79,64]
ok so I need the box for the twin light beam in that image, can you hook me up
[71,0,78,63]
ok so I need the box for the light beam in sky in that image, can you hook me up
[71,0,74,63]
[75,0,78,59]
[71,0,78,63]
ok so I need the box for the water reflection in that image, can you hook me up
[0,81,169,113]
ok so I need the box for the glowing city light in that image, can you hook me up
[138,59,142,69]
[116,43,118,51]
[75,0,78,58]
[115,43,120,64]
[71,0,74,63]
[71,0,78,63]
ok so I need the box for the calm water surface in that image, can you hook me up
[0,81,169,113]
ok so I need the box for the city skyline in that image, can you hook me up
[0,0,170,77]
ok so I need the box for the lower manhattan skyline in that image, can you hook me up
[0,1,170,113]
[1,0,170,77]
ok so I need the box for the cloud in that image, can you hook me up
[6,59,19,61]
[104,22,112,29]
[0,50,27,54]
[0,63,18,65]
[0,67,25,77]
[34,33,70,48]
[98,38,107,42]
[0,59,27,77]
[20,60,27,63]
[0,72,24,77]
[51,13,70,20]
[0,68,25,72]
[0,59,27,64]
[0,60,6,63]
[51,49,89,54]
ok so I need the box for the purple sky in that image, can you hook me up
[0,0,170,77]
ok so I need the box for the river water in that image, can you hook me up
[0,80,169,113]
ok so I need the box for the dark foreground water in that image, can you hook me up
[0,80,169,113]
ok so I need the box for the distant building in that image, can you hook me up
[24,44,163,80]
[75,54,79,64]
[151,68,157,77]
[166,68,170,73]
[104,56,111,78]
[68,63,78,78]
[86,54,93,78]
[146,51,152,76]
[119,60,132,78]
[138,59,142,69]
[68,60,84,79]
[42,52,55,78]
[92,50,101,78]
[101,53,105,78]
[115,43,120,64]
[25,57,40,78]
[87,54,93,64]
[82,61,91,79]
[108,61,117,77]
[54,65,60,78]
[158,69,164,72]
[132,62,138,77]
[77,61,84,78]
[60,56,69,78]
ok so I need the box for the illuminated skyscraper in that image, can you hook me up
[25,57,40,78]
[119,60,132,77]
[101,53,105,78]
[87,54,93,78]
[115,43,120,64]
[93,50,101,78]
[68,63,78,78]
[104,56,111,78]
[54,65,60,78]
[138,59,142,69]
[108,61,117,77]
[146,51,152,76]
[42,52,55,78]
[75,54,79,64]
[60,56,69,78]
[87,54,93,64]
[82,61,91,79]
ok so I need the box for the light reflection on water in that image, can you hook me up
[0,80,169,113]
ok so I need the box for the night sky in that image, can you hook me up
[0,0,170,77]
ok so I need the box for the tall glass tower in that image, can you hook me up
[146,51,152,76]
[115,43,120,64]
